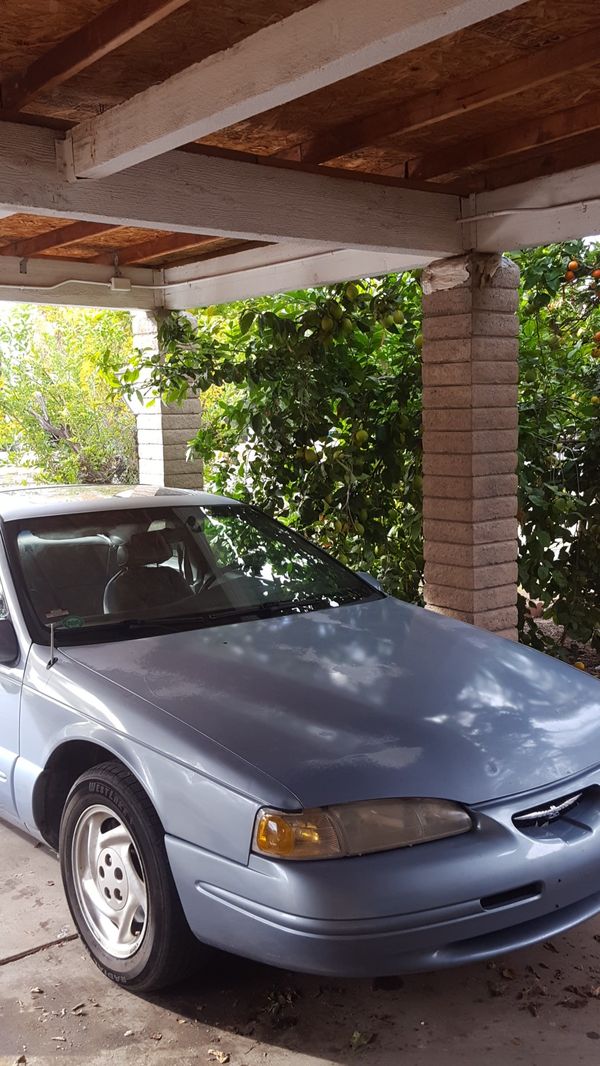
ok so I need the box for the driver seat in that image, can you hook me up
[103,531,192,614]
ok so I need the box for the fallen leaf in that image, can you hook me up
[543,942,559,954]
[150,1033,163,1041]
[587,1032,600,1040]
[51,1036,66,1042]
[208,1051,230,1064]
[500,968,515,980]
[30,987,44,995]
[123,1030,134,1038]
[14,1056,27,1065]
[350,1030,375,1050]
[563,985,587,999]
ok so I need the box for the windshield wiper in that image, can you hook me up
[144,598,330,626]
[111,598,332,629]
[54,596,344,640]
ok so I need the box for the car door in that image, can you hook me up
[0,578,24,819]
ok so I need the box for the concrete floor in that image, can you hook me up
[3,820,600,1065]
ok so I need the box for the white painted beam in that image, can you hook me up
[472,163,600,251]
[66,0,530,179]
[0,255,159,309]
[0,122,463,256]
[162,245,431,309]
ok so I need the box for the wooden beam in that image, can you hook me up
[472,163,600,252]
[405,97,600,181]
[1,0,192,112]
[162,244,431,310]
[90,232,223,267]
[276,25,600,165]
[0,254,158,309]
[0,122,463,257]
[182,141,469,196]
[64,0,530,178]
[0,221,120,259]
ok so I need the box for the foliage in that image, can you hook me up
[0,305,137,484]
[118,243,600,650]
[120,281,425,602]
[514,241,600,651]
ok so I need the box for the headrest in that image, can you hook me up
[118,531,172,567]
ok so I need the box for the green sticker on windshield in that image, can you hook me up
[63,615,84,629]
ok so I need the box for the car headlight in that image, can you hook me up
[252,798,473,861]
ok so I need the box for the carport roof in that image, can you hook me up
[0,0,599,308]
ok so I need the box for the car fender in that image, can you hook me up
[17,645,296,862]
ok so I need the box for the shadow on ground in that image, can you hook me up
[3,820,600,1065]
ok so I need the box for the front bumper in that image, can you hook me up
[166,772,600,976]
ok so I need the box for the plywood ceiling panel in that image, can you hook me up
[12,0,320,121]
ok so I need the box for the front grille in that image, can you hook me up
[513,790,584,830]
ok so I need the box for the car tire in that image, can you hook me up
[59,759,199,991]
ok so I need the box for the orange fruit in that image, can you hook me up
[594,331,600,343]
[592,269,600,279]
[568,260,579,271]
[574,661,586,671]
[565,270,575,282]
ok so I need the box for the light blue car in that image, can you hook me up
[1,484,599,991]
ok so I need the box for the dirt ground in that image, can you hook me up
[3,823,600,1066]
[534,620,600,677]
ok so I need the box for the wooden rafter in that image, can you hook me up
[404,97,600,181]
[1,0,192,112]
[64,0,530,178]
[182,142,469,196]
[482,130,600,192]
[0,221,121,259]
[90,232,221,267]
[274,26,600,165]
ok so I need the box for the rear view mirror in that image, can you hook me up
[0,618,19,665]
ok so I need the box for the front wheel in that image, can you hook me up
[59,760,198,991]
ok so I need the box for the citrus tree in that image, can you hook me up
[143,277,425,602]
[117,242,599,650]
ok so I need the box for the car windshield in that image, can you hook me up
[5,504,379,642]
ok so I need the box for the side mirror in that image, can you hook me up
[0,618,19,665]
[356,571,384,593]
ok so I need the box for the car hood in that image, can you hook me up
[64,598,600,808]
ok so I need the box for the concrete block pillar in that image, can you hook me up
[421,253,519,640]
[131,311,203,490]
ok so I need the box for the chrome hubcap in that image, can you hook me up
[71,804,148,959]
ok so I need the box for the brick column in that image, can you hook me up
[421,253,519,640]
[131,311,203,490]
